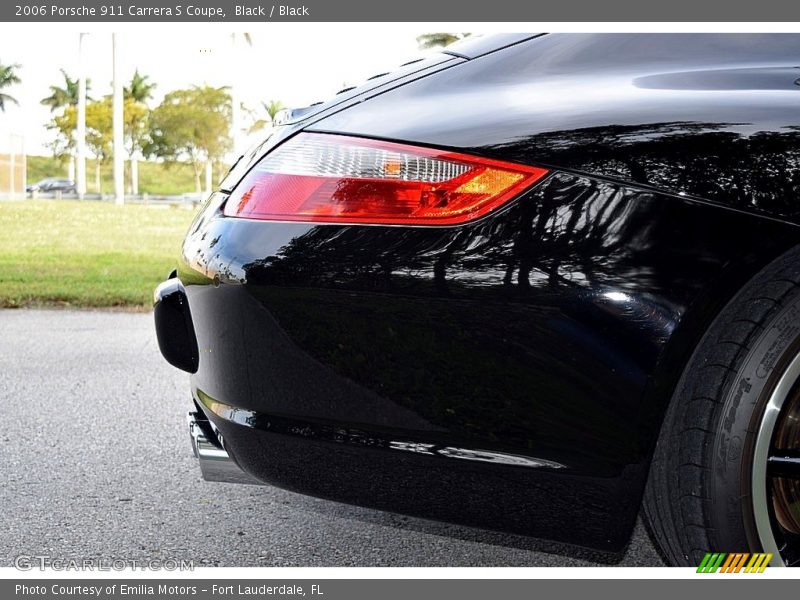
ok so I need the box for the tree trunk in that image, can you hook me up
[131,156,138,195]
[205,159,213,196]
[95,162,101,194]
[193,162,202,194]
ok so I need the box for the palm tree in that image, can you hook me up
[43,69,92,185]
[416,33,471,49]
[122,70,156,195]
[123,69,156,103]
[246,99,286,133]
[41,68,91,112]
[0,62,21,111]
[263,99,285,123]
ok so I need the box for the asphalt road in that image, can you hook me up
[0,309,665,567]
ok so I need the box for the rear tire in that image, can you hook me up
[644,245,800,566]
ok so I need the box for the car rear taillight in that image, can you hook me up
[223,133,548,226]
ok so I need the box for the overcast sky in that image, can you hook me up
[0,28,436,155]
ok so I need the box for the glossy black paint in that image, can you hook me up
[169,34,800,552]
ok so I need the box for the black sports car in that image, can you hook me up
[155,33,800,566]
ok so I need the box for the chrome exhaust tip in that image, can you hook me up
[188,411,262,485]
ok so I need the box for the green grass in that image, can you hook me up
[26,155,215,196]
[0,200,197,308]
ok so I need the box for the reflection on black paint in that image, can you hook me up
[232,177,667,465]
[492,123,800,219]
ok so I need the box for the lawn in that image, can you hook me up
[0,199,197,308]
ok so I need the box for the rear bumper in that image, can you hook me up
[197,388,640,552]
[157,270,639,550]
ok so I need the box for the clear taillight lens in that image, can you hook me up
[223,133,548,226]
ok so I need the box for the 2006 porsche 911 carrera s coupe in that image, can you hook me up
[154,33,800,566]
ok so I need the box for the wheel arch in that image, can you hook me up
[641,240,800,464]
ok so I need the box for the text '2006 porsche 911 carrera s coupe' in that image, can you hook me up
[154,33,800,566]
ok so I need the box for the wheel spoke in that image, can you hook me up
[768,449,800,479]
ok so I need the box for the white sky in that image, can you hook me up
[0,28,434,155]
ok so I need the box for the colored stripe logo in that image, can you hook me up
[697,553,773,573]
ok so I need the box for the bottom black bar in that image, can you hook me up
[3,579,798,600]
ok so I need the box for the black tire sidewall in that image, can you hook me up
[709,292,800,554]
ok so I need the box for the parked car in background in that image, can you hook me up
[155,33,800,567]
[26,178,76,194]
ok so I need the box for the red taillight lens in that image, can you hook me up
[223,133,548,226]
